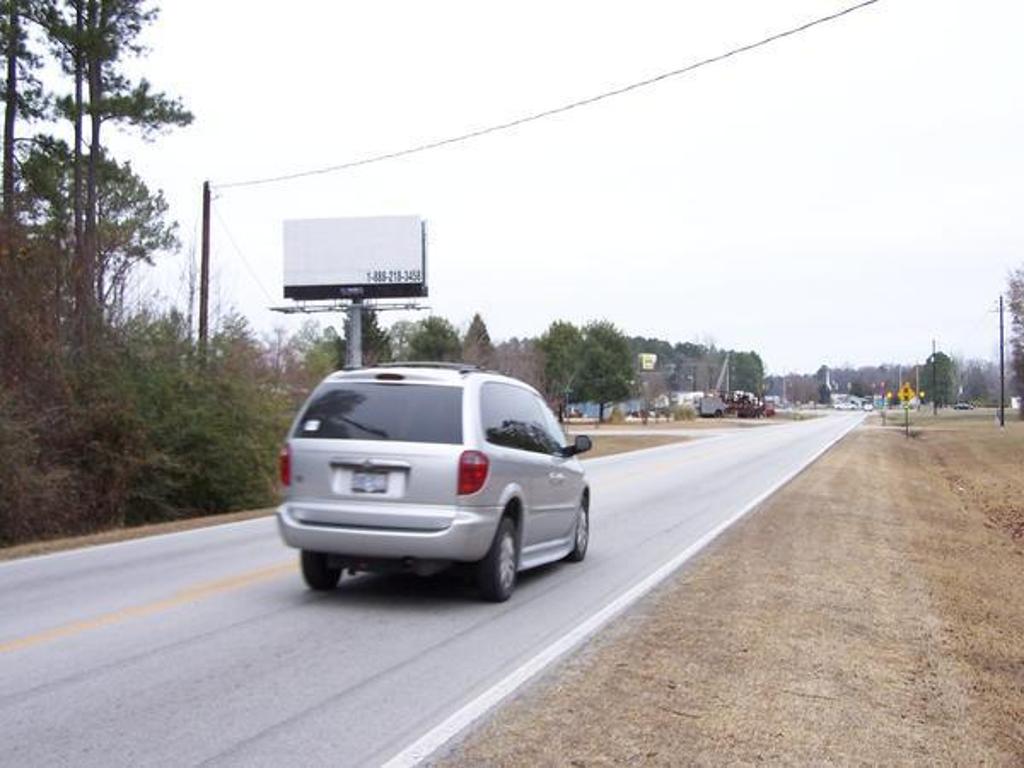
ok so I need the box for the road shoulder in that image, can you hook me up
[441,422,1024,765]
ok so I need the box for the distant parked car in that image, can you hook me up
[277,363,592,602]
[953,401,975,410]
[862,402,875,411]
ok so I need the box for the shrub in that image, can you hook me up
[0,394,79,545]
[0,309,293,546]
[116,311,289,524]
[672,404,697,421]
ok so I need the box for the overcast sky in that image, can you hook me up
[104,0,1023,374]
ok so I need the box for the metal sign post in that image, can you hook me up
[899,382,914,438]
[347,299,363,368]
[270,299,428,369]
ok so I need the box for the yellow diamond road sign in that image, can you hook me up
[899,383,914,403]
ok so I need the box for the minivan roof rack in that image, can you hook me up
[373,361,484,374]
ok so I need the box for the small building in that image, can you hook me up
[673,391,704,406]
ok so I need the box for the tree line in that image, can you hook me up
[299,311,767,423]
[773,352,1017,408]
[0,0,219,546]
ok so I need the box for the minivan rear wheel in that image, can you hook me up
[301,550,341,591]
[477,516,517,602]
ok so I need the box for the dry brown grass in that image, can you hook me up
[582,434,691,459]
[442,419,1024,766]
[567,417,776,431]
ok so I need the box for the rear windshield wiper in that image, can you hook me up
[331,414,389,439]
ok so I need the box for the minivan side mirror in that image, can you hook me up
[563,435,592,457]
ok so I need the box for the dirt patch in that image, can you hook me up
[442,420,1024,765]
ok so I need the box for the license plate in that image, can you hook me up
[351,471,388,494]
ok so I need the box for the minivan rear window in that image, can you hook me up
[294,383,463,444]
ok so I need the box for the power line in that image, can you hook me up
[943,304,1001,361]
[211,203,275,303]
[216,0,881,190]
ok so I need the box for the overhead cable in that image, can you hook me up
[212,205,276,303]
[216,0,881,190]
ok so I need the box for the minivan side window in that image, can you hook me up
[481,383,559,454]
[535,397,568,452]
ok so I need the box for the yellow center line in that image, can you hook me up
[0,561,297,655]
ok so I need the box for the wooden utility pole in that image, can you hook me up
[999,295,1005,428]
[73,0,84,273]
[199,180,211,357]
[2,1,18,253]
[932,339,937,415]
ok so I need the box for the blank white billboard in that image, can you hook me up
[283,216,426,300]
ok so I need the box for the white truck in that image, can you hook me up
[698,394,727,418]
[698,353,729,418]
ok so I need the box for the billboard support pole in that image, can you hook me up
[346,299,363,369]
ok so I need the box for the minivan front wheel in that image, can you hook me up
[565,502,589,563]
[477,516,518,602]
[301,550,341,591]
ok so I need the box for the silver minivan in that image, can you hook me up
[276,363,592,601]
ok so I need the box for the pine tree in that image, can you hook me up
[576,320,632,423]
[1,0,48,386]
[408,316,461,362]
[44,0,192,351]
[462,312,493,367]
[1006,268,1023,417]
[1,0,46,253]
[538,320,583,419]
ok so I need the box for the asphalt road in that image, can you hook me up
[0,413,863,767]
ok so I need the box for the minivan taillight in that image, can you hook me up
[279,445,291,487]
[458,450,489,495]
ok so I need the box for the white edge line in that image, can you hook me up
[382,414,864,768]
